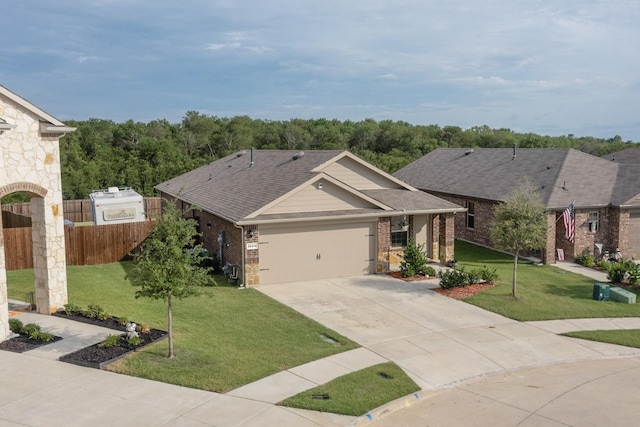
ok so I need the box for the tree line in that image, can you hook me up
[3,113,636,202]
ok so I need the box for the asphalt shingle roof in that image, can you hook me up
[394,148,623,209]
[156,150,343,221]
[156,149,465,223]
[601,148,640,207]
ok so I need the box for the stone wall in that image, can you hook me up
[1,94,69,341]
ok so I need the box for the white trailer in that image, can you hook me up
[89,187,146,225]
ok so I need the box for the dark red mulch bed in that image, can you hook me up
[387,271,495,298]
[0,334,63,353]
[433,283,496,299]
[59,328,167,369]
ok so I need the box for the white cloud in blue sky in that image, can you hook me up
[2,0,639,140]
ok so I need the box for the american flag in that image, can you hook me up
[562,202,575,242]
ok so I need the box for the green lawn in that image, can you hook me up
[279,362,420,416]
[455,240,640,321]
[561,329,640,348]
[7,263,358,392]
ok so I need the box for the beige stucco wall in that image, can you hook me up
[0,96,68,341]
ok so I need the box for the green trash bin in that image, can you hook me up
[593,283,609,301]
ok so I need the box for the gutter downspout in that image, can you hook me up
[233,223,246,288]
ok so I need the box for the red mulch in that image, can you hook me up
[432,283,495,299]
[387,271,494,299]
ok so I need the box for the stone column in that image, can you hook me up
[439,212,455,264]
[31,196,68,314]
[0,213,8,341]
[544,211,557,264]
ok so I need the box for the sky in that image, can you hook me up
[2,0,639,141]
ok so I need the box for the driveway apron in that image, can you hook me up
[256,275,640,390]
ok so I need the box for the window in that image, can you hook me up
[391,222,408,247]
[466,201,475,229]
[588,212,599,232]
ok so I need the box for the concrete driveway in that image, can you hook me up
[256,275,640,391]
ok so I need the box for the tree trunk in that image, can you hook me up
[512,252,519,298]
[167,291,174,359]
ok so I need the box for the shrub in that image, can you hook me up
[439,266,498,289]
[118,316,130,326]
[98,334,122,348]
[480,267,498,284]
[21,323,41,336]
[423,266,437,277]
[607,263,627,283]
[399,240,429,277]
[627,263,640,286]
[127,336,142,347]
[439,268,469,289]
[597,259,611,272]
[85,304,108,320]
[137,323,151,334]
[9,318,23,333]
[575,250,595,267]
[30,330,54,342]
[64,303,83,315]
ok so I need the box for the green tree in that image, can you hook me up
[490,179,547,298]
[127,202,212,358]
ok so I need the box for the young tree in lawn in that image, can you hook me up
[128,201,211,358]
[490,179,547,298]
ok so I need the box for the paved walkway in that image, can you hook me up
[1,260,638,426]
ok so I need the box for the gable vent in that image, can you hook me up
[292,151,305,160]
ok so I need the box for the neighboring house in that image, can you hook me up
[394,147,640,264]
[156,150,464,285]
[0,85,74,342]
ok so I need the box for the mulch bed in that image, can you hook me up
[432,283,496,299]
[0,333,63,353]
[59,328,167,369]
[387,271,495,299]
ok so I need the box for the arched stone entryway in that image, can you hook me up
[0,85,74,342]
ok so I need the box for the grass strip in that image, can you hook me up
[562,329,640,348]
[279,362,420,416]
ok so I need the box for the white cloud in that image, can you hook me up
[3,0,640,140]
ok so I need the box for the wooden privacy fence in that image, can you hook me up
[1,197,162,228]
[2,221,154,270]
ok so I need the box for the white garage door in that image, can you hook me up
[259,221,376,284]
[628,210,640,256]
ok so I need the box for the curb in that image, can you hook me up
[349,390,439,426]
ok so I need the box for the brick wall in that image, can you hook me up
[377,217,391,272]
[430,192,495,248]
[428,190,631,263]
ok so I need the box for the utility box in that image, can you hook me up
[89,187,146,225]
[592,282,609,301]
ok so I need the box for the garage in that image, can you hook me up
[628,210,640,256]
[259,220,376,284]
